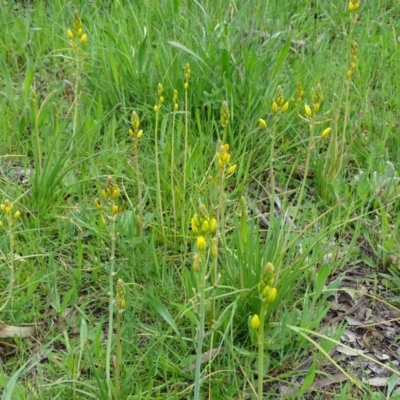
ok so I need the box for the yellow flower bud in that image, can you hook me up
[94,198,102,210]
[321,127,331,138]
[351,62,356,70]
[272,101,279,114]
[348,2,355,11]
[174,103,179,111]
[13,211,21,219]
[262,286,277,303]
[226,164,237,175]
[346,70,352,79]
[159,96,164,104]
[191,217,199,234]
[137,129,143,139]
[81,33,88,44]
[154,105,159,113]
[112,187,120,200]
[119,299,126,310]
[77,28,83,37]
[209,218,217,233]
[314,103,320,113]
[304,104,312,117]
[196,236,206,251]
[281,101,289,113]
[67,29,74,39]
[218,159,224,169]
[258,118,267,129]
[201,220,209,233]
[111,205,119,215]
[184,82,189,90]
[250,314,260,330]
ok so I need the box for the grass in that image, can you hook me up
[1,0,400,399]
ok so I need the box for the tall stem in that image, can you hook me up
[154,110,165,236]
[194,254,207,400]
[106,214,116,398]
[257,301,267,400]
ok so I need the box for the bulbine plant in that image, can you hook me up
[94,176,123,399]
[128,111,144,236]
[66,11,88,151]
[0,199,21,313]
[250,262,278,400]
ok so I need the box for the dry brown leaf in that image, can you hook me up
[0,325,35,338]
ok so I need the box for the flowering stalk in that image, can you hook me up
[66,11,88,152]
[115,279,126,400]
[96,177,121,398]
[182,64,190,237]
[191,206,217,400]
[154,83,165,236]
[0,200,20,313]
[171,90,179,239]
[252,262,278,400]
[129,111,144,236]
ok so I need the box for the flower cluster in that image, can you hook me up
[95,176,122,217]
[0,199,21,223]
[116,279,126,314]
[154,83,165,113]
[184,63,191,90]
[258,262,277,304]
[191,204,218,269]
[66,11,88,53]
[347,42,359,80]
[191,204,217,237]
[129,111,143,140]
[272,85,289,114]
[173,90,179,111]
[220,101,230,128]
[304,83,323,117]
[216,144,236,174]
[348,0,360,12]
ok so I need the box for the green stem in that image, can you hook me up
[171,110,177,240]
[257,301,267,400]
[154,109,165,236]
[194,253,207,400]
[0,214,14,313]
[133,137,143,236]
[106,214,116,398]
[115,311,122,400]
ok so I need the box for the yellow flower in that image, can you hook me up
[67,29,74,39]
[258,118,267,129]
[346,70,352,79]
[250,314,260,330]
[201,220,209,233]
[314,103,320,113]
[281,101,289,113]
[226,164,237,175]
[184,82,189,90]
[111,205,119,215]
[80,33,87,44]
[196,236,206,251]
[154,105,159,113]
[209,218,217,233]
[304,104,312,117]
[137,129,143,139]
[321,127,331,138]
[77,28,83,37]
[13,211,21,219]
[272,101,279,114]
[262,286,277,303]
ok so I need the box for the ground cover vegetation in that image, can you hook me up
[1,0,400,398]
